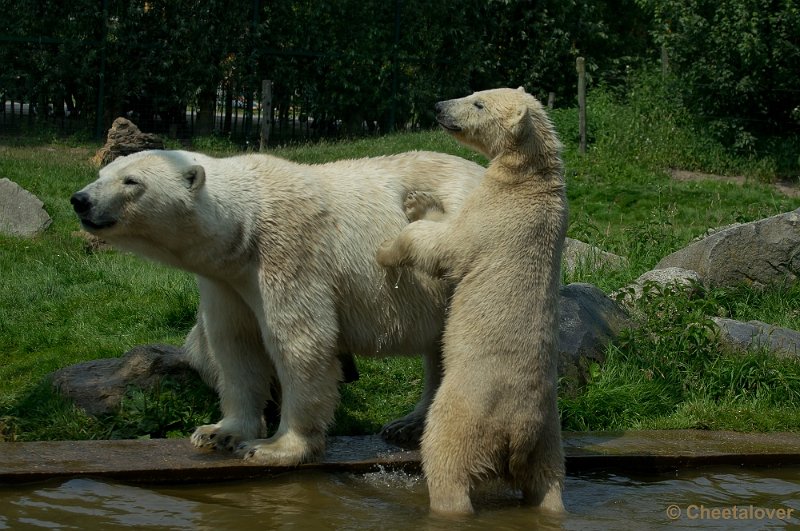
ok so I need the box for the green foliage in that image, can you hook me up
[0,382,103,442]
[0,1,103,124]
[473,0,650,101]
[1,376,219,442]
[709,282,800,331]
[333,357,423,436]
[103,376,220,440]
[558,74,799,291]
[1,0,651,139]
[638,0,800,149]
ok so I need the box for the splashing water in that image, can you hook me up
[356,466,424,490]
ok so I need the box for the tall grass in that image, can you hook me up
[1,72,799,441]
[562,282,800,432]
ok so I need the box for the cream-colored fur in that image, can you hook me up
[377,88,567,514]
[71,149,483,465]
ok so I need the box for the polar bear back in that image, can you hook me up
[140,149,485,358]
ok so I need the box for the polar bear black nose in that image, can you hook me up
[434,102,444,114]
[70,192,92,214]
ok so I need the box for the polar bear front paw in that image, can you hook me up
[190,423,244,452]
[234,432,323,466]
[404,191,444,222]
[376,239,401,268]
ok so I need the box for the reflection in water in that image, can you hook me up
[0,478,200,529]
[0,467,798,530]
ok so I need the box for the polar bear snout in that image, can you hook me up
[434,100,462,132]
[70,191,92,215]
[70,190,118,231]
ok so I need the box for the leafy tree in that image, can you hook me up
[472,0,650,103]
[1,0,102,123]
[638,0,800,150]
[102,0,249,134]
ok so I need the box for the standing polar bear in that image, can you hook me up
[71,149,483,465]
[377,87,567,514]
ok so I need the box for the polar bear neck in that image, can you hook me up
[177,184,260,279]
[488,145,563,186]
[485,115,563,185]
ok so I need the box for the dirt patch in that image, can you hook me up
[669,169,800,198]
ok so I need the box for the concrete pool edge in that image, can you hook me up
[1,430,799,484]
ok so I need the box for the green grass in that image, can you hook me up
[561,282,800,432]
[1,74,799,441]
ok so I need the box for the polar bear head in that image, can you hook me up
[434,87,560,163]
[71,150,212,265]
[71,150,205,236]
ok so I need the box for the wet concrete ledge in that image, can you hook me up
[1,430,799,485]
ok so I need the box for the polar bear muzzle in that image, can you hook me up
[70,191,117,231]
[434,100,463,132]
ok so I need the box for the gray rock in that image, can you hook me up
[613,267,702,309]
[51,344,196,416]
[713,317,800,358]
[655,208,800,287]
[0,179,52,238]
[563,238,628,274]
[558,283,631,387]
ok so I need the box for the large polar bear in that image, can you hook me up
[377,88,567,514]
[70,149,483,464]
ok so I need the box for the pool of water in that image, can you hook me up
[1,467,798,529]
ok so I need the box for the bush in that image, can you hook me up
[639,0,800,151]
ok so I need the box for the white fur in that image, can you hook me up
[74,149,483,464]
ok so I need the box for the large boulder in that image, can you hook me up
[0,178,52,238]
[713,318,800,359]
[91,117,164,167]
[558,283,631,388]
[654,208,800,287]
[50,344,196,416]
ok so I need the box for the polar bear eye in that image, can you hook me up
[473,101,484,110]
[123,176,140,186]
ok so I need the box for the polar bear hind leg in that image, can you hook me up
[520,408,565,512]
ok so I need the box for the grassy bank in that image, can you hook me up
[1,78,799,442]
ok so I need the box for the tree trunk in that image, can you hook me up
[195,87,216,136]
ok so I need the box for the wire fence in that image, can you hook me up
[0,10,438,147]
[0,69,391,146]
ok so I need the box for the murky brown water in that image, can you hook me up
[1,467,798,530]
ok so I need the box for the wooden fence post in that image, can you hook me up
[576,57,586,155]
[547,92,555,110]
[260,79,272,151]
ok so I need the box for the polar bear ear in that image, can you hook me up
[517,86,526,93]
[513,104,529,127]
[183,165,206,192]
